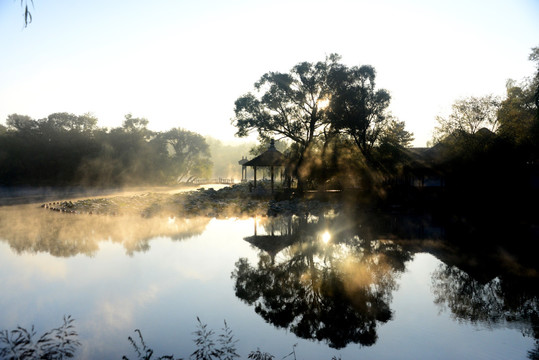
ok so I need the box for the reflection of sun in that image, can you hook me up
[321,231,331,244]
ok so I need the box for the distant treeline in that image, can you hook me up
[0,113,212,186]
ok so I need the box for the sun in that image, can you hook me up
[317,98,330,110]
[321,231,331,244]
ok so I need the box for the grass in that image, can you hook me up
[0,315,80,360]
[1,316,344,360]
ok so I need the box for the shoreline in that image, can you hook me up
[0,184,229,206]
[34,182,343,218]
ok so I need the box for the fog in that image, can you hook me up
[206,137,255,180]
[0,202,211,257]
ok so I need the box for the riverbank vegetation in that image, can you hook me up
[1,316,337,360]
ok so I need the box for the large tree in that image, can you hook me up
[379,119,415,148]
[326,64,391,160]
[497,81,536,145]
[431,95,501,144]
[6,114,37,132]
[232,55,395,188]
[122,113,152,139]
[232,54,392,158]
[160,128,212,182]
[530,46,539,113]
[233,54,340,150]
[497,47,539,145]
[43,112,98,133]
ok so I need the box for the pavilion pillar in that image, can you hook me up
[253,166,257,188]
[271,166,274,193]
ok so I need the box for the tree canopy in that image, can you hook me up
[431,95,501,144]
[496,48,539,146]
[431,46,539,147]
[326,63,392,159]
[233,54,340,150]
[232,54,395,160]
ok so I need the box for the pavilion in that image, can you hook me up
[241,139,286,193]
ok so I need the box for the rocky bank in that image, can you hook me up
[41,182,344,218]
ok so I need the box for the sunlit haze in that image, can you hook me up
[1,0,538,146]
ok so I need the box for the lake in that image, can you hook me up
[0,203,537,359]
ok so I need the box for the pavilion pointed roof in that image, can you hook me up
[243,234,298,257]
[243,139,285,167]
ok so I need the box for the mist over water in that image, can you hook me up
[0,184,230,206]
[0,203,211,257]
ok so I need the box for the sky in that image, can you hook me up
[0,0,538,147]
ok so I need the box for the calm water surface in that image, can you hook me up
[0,205,537,359]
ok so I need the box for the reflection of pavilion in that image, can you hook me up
[244,234,298,261]
[234,214,402,349]
[244,216,299,261]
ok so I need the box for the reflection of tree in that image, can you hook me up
[232,214,412,349]
[431,263,539,358]
[0,206,210,257]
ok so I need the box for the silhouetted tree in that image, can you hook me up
[44,112,98,133]
[122,113,152,139]
[497,80,536,145]
[530,46,539,115]
[379,119,414,148]
[326,63,391,162]
[233,55,339,150]
[160,128,213,182]
[6,113,37,132]
[374,119,415,178]
[498,47,539,146]
[232,55,397,189]
[432,95,500,144]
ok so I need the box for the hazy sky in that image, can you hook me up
[1,0,538,146]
